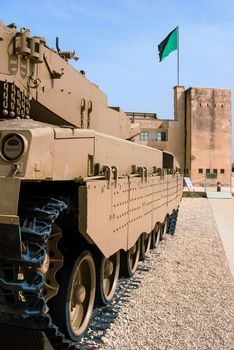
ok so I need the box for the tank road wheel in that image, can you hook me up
[150,223,160,249]
[160,216,169,240]
[50,250,96,341]
[96,251,120,305]
[121,237,141,277]
[140,232,152,260]
[68,251,96,338]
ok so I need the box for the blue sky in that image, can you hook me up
[1,0,233,157]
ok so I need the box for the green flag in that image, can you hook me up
[158,27,178,62]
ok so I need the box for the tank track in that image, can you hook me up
[0,196,78,350]
[167,208,179,235]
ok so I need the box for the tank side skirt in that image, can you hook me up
[79,173,182,258]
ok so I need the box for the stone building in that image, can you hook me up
[127,86,232,186]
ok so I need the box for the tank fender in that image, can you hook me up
[79,179,129,258]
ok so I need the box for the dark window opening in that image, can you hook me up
[163,152,174,169]
[26,37,31,49]
[140,131,149,141]
[156,131,167,141]
[220,169,225,174]
[198,168,203,174]
[213,169,217,173]
[35,42,40,53]
[206,169,210,174]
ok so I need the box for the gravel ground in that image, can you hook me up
[98,198,234,350]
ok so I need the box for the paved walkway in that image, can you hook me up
[208,197,234,278]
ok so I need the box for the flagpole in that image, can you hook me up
[177,26,179,86]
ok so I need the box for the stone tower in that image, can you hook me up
[184,88,232,186]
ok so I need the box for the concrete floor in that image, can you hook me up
[208,197,234,279]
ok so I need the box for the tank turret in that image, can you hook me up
[0,20,140,139]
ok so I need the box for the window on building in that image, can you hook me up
[140,131,149,141]
[155,131,167,141]
[206,169,210,174]
[220,169,225,174]
[198,168,203,174]
[213,169,217,173]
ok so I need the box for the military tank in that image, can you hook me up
[0,21,183,349]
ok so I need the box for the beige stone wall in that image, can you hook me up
[186,88,232,186]
[169,86,185,169]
